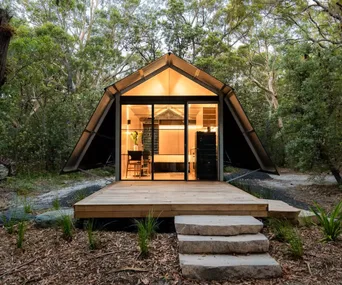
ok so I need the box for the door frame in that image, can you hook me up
[118,96,219,181]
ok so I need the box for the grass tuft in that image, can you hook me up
[311,201,342,242]
[134,210,159,257]
[86,219,99,250]
[136,220,149,257]
[17,221,26,248]
[59,214,74,241]
[2,214,15,234]
[268,218,304,259]
[52,196,60,210]
[23,197,33,214]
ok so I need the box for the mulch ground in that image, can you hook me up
[1,222,342,285]
[286,184,342,212]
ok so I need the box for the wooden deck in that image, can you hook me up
[74,181,270,218]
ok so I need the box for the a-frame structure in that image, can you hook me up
[62,53,277,181]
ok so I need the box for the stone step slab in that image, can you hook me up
[178,233,269,254]
[175,215,263,236]
[179,253,282,280]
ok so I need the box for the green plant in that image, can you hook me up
[23,197,33,214]
[52,196,60,210]
[287,229,304,259]
[86,219,98,250]
[136,220,149,257]
[311,201,342,242]
[72,190,89,204]
[268,218,304,259]
[17,221,26,248]
[144,211,159,240]
[268,218,294,242]
[59,214,74,241]
[2,214,15,234]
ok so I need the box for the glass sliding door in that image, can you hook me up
[121,105,152,180]
[188,103,218,180]
[153,104,185,180]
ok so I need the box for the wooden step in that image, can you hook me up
[178,233,269,254]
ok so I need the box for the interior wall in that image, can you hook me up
[123,68,216,96]
[158,128,184,154]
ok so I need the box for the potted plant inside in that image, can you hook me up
[130,131,142,150]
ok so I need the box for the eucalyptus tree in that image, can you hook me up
[280,44,342,184]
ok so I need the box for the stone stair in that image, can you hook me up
[175,215,282,281]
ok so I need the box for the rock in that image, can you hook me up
[35,208,74,228]
[179,253,282,280]
[298,210,319,226]
[0,164,9,180]
[0,207,35,225]
[175,215,263,236]
[178,233,269,254]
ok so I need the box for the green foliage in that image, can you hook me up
[268,218,294,242]
[23,197,33,214]
[268,218,303,259]
[135,211,159,257]
[86,219,99,250]
[280,45,342,183]
[144,211,159,240]
[311,202,342,242]
[2,214,15,234]
[59,214,73,241]
[136,220,149,257]
[287,229,304,259]
[52,196,60,210]
[16,221,26,248]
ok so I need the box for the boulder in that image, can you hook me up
[298,210,319,226]
[35,208,74,228]
[0,164,9,180]
[0,207,35,225]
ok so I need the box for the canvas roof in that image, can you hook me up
[62,53,278,175]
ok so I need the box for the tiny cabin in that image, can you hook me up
[62,53,277,181]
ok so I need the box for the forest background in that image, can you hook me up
[0,0,341,184]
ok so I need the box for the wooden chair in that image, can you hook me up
[126,151,142,178]
[141,150,151,176]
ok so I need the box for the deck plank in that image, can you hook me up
[74,181,272,218]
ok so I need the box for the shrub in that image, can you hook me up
[59,214,73,241]
[311,201,342,242]
[86,219,99,250]
[52,196,60,210]
[17,221,26,248]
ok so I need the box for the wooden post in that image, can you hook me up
[115,93,120,181]
[218,94,224,181]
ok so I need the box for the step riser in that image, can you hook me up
[179,239,269,254]
[181,264,282,280]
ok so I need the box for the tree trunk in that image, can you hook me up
[0,8,13,87]
[331,167,342,185]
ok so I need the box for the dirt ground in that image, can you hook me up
[1,223,342,285]
[286,184,342,212]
